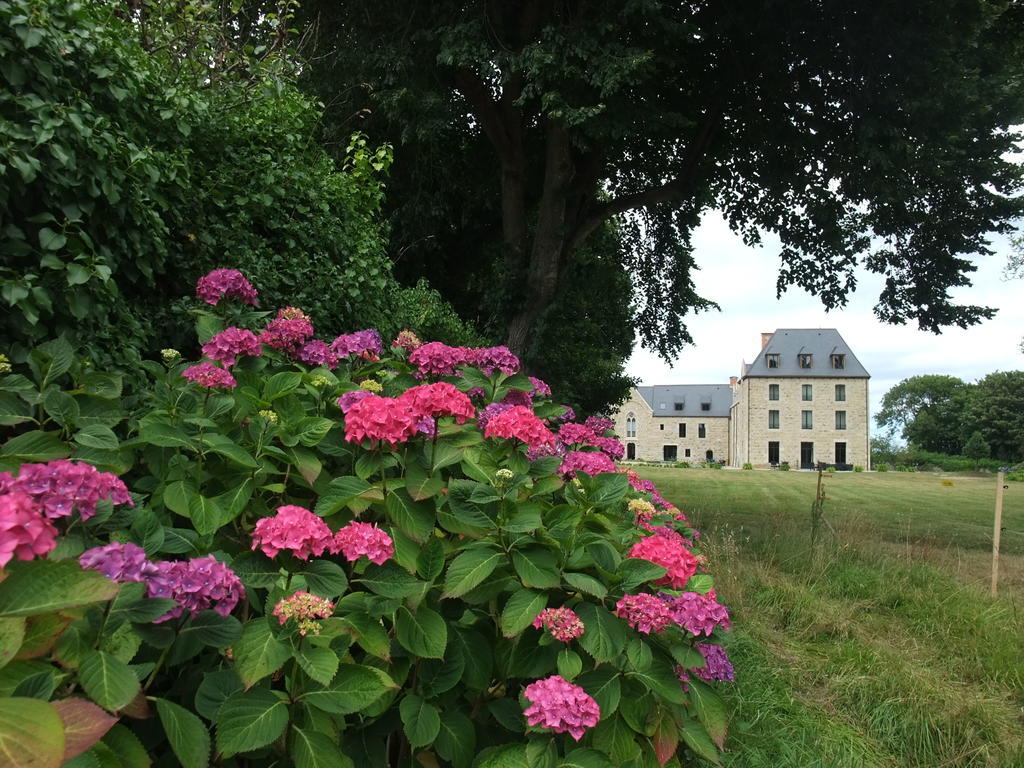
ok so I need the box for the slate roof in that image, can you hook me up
[635,384,734,417]
[742,329,869,378]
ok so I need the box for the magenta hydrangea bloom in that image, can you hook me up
[182,361,237,390]
[332,521,393,565]
[79,541,158,583]
[399,382,475,423]
[201,327,262,368]
[251,505,334,560]
[330,329,383,360]
[484,406,556,448]
[660,591,731,637]
[4,460,133,520]
[558,450,617,478]
[522,675,601,741]
[146,556,244,622]
[272,591,335,636]
[408,342,470,378]
[583,416,615,435]
[532,607,585,642]
[691,643,735,682]
[296,339,340,369]
[0,491,58,567]
[476,402,513,431]
[615,593,674,634]
[467,346,520,375]
[259,307,314,352]
[591,436,625,461]
[529,376,552,398]
[195,269,258,306]
[558,423,597,446]
[501,389,533,408]
[343,395,421,448]
[628,535,699,589]
[337,390,374,413]
[558,405,576,422]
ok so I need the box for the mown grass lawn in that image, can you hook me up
[636,467,1024,768]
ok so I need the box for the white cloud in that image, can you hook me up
[626,212,1024,423]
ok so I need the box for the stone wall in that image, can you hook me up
[615,390,730,463]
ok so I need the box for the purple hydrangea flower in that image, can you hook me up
[79,542,158,583]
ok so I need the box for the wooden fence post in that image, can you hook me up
[991,471,1005,598]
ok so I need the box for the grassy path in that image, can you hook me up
[637,468,1024,768]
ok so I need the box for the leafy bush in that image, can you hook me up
[825,466,837,473]
[1006,470,1024,482]
[0,274,734,767]
[779,462,791,471]
[853,465,864,472]
[674,461,692,469]
[878,463,890,472]
[742,463,753,471]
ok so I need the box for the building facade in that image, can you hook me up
[614,329,871,469]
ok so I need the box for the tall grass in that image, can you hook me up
[640,468,1024,768]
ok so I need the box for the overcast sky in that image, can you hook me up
[626,212,1024,427]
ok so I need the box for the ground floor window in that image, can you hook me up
[663,445,678,462]
[768,441,780,464]
[684,448,691,457]
[835,442,847,465]
[627,443,636,460]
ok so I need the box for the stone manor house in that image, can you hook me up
[612,329,870,469]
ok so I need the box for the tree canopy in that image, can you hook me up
[303,0,1024,364]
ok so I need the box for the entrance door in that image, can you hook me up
[705,449,714,462]
[800,442,814,469]
[768,441,780,464]
[627,443,636,460]
[663,445,678,462]
[835,442,847,465]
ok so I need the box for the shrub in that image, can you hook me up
[708,462,723,470]
[742,462,753,470]
[854,465,864,472]
[674,461,692,468]
[780,461,791,471]
[1006,470,1024,482]
[878,463,890,472]
[0,272,735,767]
[825,466,837,473]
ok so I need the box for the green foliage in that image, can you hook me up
[876,375,975,454]
[0,0,410,372]
[742,463,754,471]
[964,371,1024,462]
[0,283,733,766]
[306,0,1024,364]
[963,431,991,465]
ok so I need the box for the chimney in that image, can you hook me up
[729,376,738,386]
[760,332,773,349]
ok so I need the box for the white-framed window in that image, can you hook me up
[802,384,813,401]
[835,384,846,401]
[768,384,779,401]
[626,414,637,437]
[768,410,780,429]
[802,410,813,429]
[835,411,847,430]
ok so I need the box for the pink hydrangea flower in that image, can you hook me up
[296,339,340,369]
[628,535,699,589]
[476,402,513,431]
[201,327,262,368]
[522,675,601,741]
[195,269,258,306]
[484,406,556,448]
[182,361,237,390]
[0,491,58,567]
[399,382,475,423]
[467,346,520,376]
[532,607,585,642]
[584,416,615,435]
[337,390,374,413]
[343,394,421,447]
[3,460,133,520]
[501,389,533,408]
[660,591,731,637]
[146,556,244,622]
[529,377,552,398]
[558,423,597,446]
[80,541,158,583]
[391,329,422,352]
[615,593,674,634]
[272,591,335,636]
[330,329,383,360]
[251,505,334,560]
[408,342,470,378]
[591,437,625,461]
[259,307,314,352]
[558,450,617,478]
[332,521,393,565]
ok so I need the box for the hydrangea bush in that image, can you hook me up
[0,270,734,767]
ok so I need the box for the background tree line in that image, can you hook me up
[876,372,1024,463]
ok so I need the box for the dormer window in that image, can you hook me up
[673,402,684,411]
[831,354,846,369]
[798,354,813,369]
[700,401,711,411]
[766,353,780,368]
